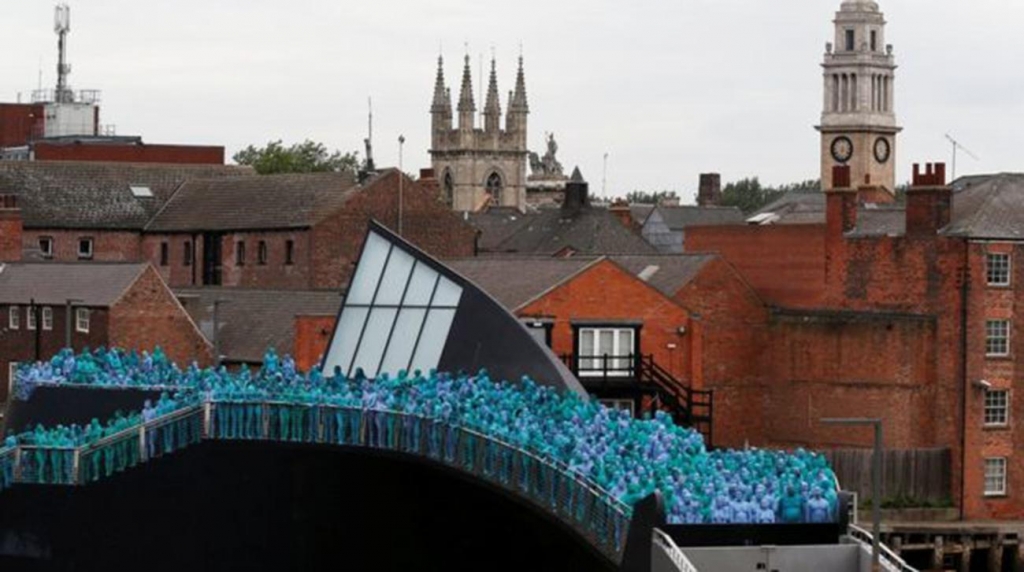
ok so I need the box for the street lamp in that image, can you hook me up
[822,417,882,572]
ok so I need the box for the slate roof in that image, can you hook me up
[174,288,343,364]
[470,206,657,256]
[610,255,717,297]
[0,262,148,306]
[629,205,655,226]
[447,257,599,310]
[654,205,745,230]
[944,173,1024,239]
[749,191,826,225]
[147,172,360,232]
[0,160,252,230]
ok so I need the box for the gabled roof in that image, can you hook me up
[470,206,657,256]
[447,257,599,310]
[610,254,717,297]
[749,191,825,225]
[0,262,148,306]
[629,204,655,226]
[654,205,745,230]
[174,288,344,364]
[0,160,252,230]
[146,171,360,232]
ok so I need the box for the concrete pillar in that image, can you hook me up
[960,536,972,572]
[988,534,1004,572]
[933,536,945,571]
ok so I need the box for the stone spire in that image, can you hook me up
[457,54,476,129]
[510,55,529,113]
[431,55,450,115]
[484,58,502,133]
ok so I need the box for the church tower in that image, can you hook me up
[818,0,901,195]
[430,55,529,212]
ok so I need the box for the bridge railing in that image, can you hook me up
[1,446,19,492]
[205,401,631,562]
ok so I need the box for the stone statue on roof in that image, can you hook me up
[528,132,566,180]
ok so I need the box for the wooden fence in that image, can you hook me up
[824,448,951,504]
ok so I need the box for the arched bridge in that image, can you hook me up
[0,397,631,564]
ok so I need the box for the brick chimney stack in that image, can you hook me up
[608,198,634,230]
[905,163,950,237]
[0,194,23,262]
[826,165,858,236]
[697,173,722,207]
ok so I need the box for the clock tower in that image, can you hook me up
[817,0,900,195]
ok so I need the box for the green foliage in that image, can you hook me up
[626,190,679,205]
[720,178,821,214]
[233,140,360,175]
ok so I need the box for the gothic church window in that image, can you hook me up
[486,172,503,205]
[443,170,455,207]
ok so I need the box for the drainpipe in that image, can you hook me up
[958,239,969,520]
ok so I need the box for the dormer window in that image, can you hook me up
[845,29,855,51]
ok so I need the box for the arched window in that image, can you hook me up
[443,170,455,207]
[486,172,503,205]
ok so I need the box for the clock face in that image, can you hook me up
[831,136,854,163]
[874,137,891,164]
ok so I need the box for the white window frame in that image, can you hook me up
[42,306,53,331]
[8,361,18,401]
[78,237,94,259]
[599,398,636,417]
[987,252,1011,287]
[984,457,1007,496]
[38,236,54,258]
[26,306,36,330]
[986,320,1011,357]
[75,307,90,334]
[8,306,19,330]
[984,389,1010,427]
[577,327,637,377]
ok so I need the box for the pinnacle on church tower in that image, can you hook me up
[457,54,476,129]
[817,0,900,196]
[510,55,529,113]
[431,56,450,115]
[484,58,502,133]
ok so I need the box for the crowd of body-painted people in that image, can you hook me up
[5,347,839,524]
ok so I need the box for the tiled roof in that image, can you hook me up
[146,171,360,232]
[174,288,343,364]
[749,191,826,225]
[466,207,535,251]
[0,160,252,230]
[610,254,717,297]
[447,257,599,310]
[0,262,147,306]
[944,174,1024,239]
[629,205,655,226]
[470,206,657,256]
[655,205,745,230]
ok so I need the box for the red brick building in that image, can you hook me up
[685,164,1024,520]
[0,262,212,403]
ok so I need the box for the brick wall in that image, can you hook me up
[685,224,827,308]
[218,231,311,289]
[0,104,43,147]
[0,303,109,403]
[310,171,478,290]
[142,234,201,287]
[0,196,21,262]
[32,143,224,165]
[107,265,213,367]
[23,229,142,262]
[294,315,337,372]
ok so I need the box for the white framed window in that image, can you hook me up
[78,237,94,259]
[75,307,90,334]
[984,458,1007,496]
[987,253,1011,287]
[986,320,1011,357]
[26,306,36,330]
[39,236,53,258]
[984,390,1010,427]
[600,398,636,417]
[42,307,53,331]
[8,306,19,330]
[8,361,18,400]
[578,327,636,376]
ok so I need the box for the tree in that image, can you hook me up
[233,140,360,175]
[626,190,679,205]
[720,178,820,214]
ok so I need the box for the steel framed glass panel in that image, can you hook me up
[323,230,463,379]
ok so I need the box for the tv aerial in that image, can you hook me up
[945,133,979,182]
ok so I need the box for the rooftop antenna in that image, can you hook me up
[54,4,72,104]
[945,133,980,182]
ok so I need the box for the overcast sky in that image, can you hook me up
[1,1,1021,201]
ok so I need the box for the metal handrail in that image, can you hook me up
[652,528,700,572]
[848,524,918,572]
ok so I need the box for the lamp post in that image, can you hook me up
[398,134,405,236]
[822,417,882,572]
